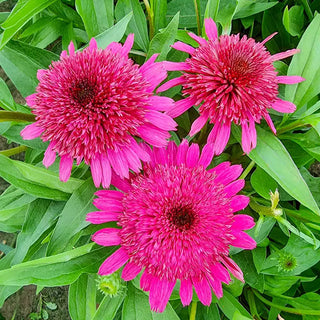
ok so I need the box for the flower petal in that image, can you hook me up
[186,143,200,167]
[92,228,121,246]
[21,123,44,140]
[166,98,196,118]
[189,113,209,137]
[204,18,218,41]
[149,278,175,313]
[230,195,250,212]
[232,214,255,230]
[98,248,129,275]
[59,155,73,182]
[193,278,212,306]
[277,75,305,84]
[231,230,256,250]
[157,76,185,93]
[86,211,119,224]
[271,49,300,61]
[43,142,56,168]
[122,262,142,281]
[180,279,193,306]
[171,41,195,55]
[198,143,214,168]
[221,257,244,282]
[271,99,296,113]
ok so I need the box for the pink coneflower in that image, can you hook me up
[159,18,304,154]
[21,35,177,187]
[87,140,256,312]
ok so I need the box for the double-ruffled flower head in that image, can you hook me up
[159,18,304,154]
[21,35,176,187]
[87,141,256,312]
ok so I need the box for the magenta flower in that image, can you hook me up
[159,18,304,154]
[21,35,177,187]
[87,140,256,312]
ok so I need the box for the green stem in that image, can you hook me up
[300,0,313,21]
[0,145,28,157]
[247,290,262,320]
[193,0,202,35]
[143,0,154,39]
[189,301,197,320]
[277,121,305,135]
[239,160,255,180]
[252,289,320,315]
[0,111,35,122]
[130,49,147,57]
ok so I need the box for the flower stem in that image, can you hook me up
[276,121,305,135]
[300,0,313,21]
[130,49,147,57]
[239,160,255,180]
[252,289,320,315]
[0,111,35,123]
[143,0,155,39]
[193,0,202,35]
[189,301,197,320]
[0,145,27,157]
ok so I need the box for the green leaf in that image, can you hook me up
[262,3,290,54]
[282,5,304,37]
[0,78,15,111]
[261,234,320,276]
[196,303,221,320]
[233,125,320,215]
[250,167,278,200]
[151,0,167,34]
[215,0,237,34]
[281,129,320,163]
[0,155,72,201]
[95,12,133,49]
[68,273,96,320]
[12,160,83,194]
[147,12,179,60]
[29,19,65,49]
[0,41,58,97]
[0,243,114,286]
[166,0,207,29]
[115,0,149,52]
[234,0,278,20]
[285,14,320,109]
[91,292,125,320]
[217,291,251,320]
[46,178,96,255]
[286,293,320,311]
[264,275,302,295]
[1,123,48,150]
[122,283,180,320]
[300,168,320,207]
[232,310,252,320]
[12,200,65,265]
[250,167,293,201]
[0,0,59,49]
[232,251,265,292]
[204,0,220,21]
[75,0,114,38]
[301,114,320,137]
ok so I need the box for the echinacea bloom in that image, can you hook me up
[87,140,256,312]
[159,18,304,154]
[21,35,177,187]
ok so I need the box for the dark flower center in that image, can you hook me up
[167,204,195,230]
[70,79,96,106]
